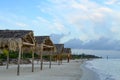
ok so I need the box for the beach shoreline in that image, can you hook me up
[80,62,100,80]
[0,60,100,80]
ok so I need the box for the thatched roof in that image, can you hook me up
[54,44,64,54]
[63,48,71,54]
[0,30,35,51]
[0,30,32,38]
[35,36,55,52]
[35,36,52,45]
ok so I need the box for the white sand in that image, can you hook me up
[0,60,100,80]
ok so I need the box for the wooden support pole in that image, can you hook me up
[57,55,59,63]
[58,54,60,65]
[21,48,23,64]
[40,51,43,70]
[49,49,52,69]
[6,50,9,69]
[17,46,22,76]
[67,54,70,63]
[55,55,57,62]
[61,53,62,64]
[32,47,34,72]
[21,48,23,59]
[40,45,43,70]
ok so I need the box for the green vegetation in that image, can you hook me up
[0,51,102,63]
[0,51,39,61]
[71,53,102,59]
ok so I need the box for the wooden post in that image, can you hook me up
[67,54,70,63]
[21,48,23,61]
[49,48,52,69]
[40,51,43,70]
[61,53,62,64]
[56,55,58,63]
[6,50,9,69]
[40,44,43,70]
[58,54,60,65]
[32,47,34,72]
[17,45,22,76]
[55,55,57,62]
[49,48,53,68]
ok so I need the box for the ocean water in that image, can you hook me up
[85,59,120,80]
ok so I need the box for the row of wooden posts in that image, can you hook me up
[0,30,71,75]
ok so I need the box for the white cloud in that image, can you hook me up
[111,26,119,33]
[37,16,50,23]
[36,0,120,41]
[45,0,112,39]
[32,16,67,34]
[110,26,120,40]
[71,2,87,11]
[15,22,29,27]
[0,13,31,29]
[97,7,113,13]
[53,22,65,31]
[90,12,105,23]
[105,0,118,5]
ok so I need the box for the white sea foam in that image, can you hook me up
[85,59,120,80]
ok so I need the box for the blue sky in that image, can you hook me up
[0,0,120,50]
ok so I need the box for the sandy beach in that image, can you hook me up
[0,60,100,80]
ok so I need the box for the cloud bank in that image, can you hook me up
[50,33,120,50]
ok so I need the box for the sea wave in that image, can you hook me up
[85,59,120,80]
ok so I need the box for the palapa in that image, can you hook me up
[54,44,64,65]
[63,48,71,63]
[35,36,56,70]
[0,30,35,75]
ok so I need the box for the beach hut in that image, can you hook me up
[0,30,35,75]
[35,36,55,70]
[63,48,71,63]
[54,44,64,65]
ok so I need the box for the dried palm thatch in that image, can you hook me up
[54,44,64,54]
[63,48,71,63]
[35,36,56,69]
[0,30,36,75]
[54,44,64,65]
[63,48,71,55]
[0,30,35,51]
[35,36,56,53]
[0,38,22,51]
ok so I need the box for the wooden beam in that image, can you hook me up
[23,42,35,46]
[22,37,30,43]
[43,44,54,48]
[29,33,35,44]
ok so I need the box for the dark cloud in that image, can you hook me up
[82,37,120,50]
[64,38,83,48]
[50,34,120,50]
[65,37,120,50]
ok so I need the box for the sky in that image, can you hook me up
[0,0,120,50]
